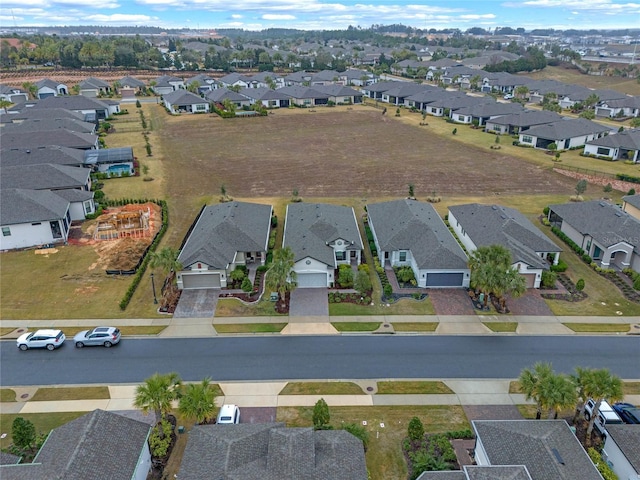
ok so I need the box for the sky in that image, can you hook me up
[1,0,640,32]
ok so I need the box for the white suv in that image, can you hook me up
[17,329,65,351]
[216,404,240,424]
[583,398,623,436]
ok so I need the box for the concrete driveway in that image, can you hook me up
[289,288,329,316]
[173,289,219,318]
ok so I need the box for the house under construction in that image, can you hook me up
[94,207,151,241]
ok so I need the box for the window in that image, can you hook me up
[399,251,407,262]
[2,227,10,237]
[522,135,533,143]
[597,147,610,155]
[335,251,345,261]
[196,104,206,111]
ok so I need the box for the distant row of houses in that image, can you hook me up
[174,195,640,293]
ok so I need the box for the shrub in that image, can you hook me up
[312,398,330,429]
[541,270,557,289]
[629,188,637,196]
[452,128,457,135]
[576,278,585,291]
[12,417,36,451]
[582,254,593,264]
[241,277,253,293]
[338,264,354,288]
[634,276,640,291]
[543,206,550,216]
[358,263,369,273]
[588,448,618,480]
[550,260,568,272]
[229,267,246,283]
[383,283,393,297]
[354,270,372,295]
[408,416,424,441]
[136,99,141,108]
[616,173,640,184]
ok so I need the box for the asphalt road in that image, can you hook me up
[1,335,639,387]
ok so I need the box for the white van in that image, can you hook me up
[584,399,623,437]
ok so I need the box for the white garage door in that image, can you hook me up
[296,272,327,288]
[182,273,221,289]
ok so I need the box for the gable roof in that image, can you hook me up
[284,203,363,266]
[448,203,561,269]
[0,410,150,480]
[29,95,111,113]
[239,86,290,101]
[79,77,110,89]
[605,425,640,473]
[206,87,249,103]
[178,423,367,480]
[0,188,69,225]
[1,145,86,167]
[585,128,640,150]
[486,110,563,128]
[154,75,184,86]
[218,72,252,85]
[0,129,98,150]
[178,201,272,269]
[473,420,603,480]
[453,101,524,118]
[36,78,66,89]
[312,84,363,97]
[1,117,96,134]
[1,107,87,123]
[623,193,640,210]
[367,199,468,270]
[119,75,145,88]
[1,164,90,191]
[163,89,207,105]
[277,85,329,100]
[523,117,610,140]
[550,200,640,252]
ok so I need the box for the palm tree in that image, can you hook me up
[21,82,38,100]
[540,373,577,419]
[149,246,182,304]
[0,99,13,113]
[582,368,623,445]
[494,267,527,312]
[134,372,182,425]
[178,377,217,425]
[571,366,592,424]
[519,362,554,419]
[265,246,297,306]
[468,245,512,307]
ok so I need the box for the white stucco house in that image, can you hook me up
[283,203,363,288]
[162,89,209,114]
[601,424,640,480]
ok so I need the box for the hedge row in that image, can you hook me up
[119,199,168,310]
[616,173,640,184]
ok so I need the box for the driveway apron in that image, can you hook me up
[289,288,329,316]
[172,289,219,318]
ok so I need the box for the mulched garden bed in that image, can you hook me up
[540,274,587,302]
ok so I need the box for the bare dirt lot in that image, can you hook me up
[159,108,575,199]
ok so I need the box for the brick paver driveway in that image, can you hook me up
[173,289,219,318]
[289,288,329,316]
[429,289,476,315]
[507,289,553,315]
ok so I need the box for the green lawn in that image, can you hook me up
[483,322,518,332]
[30,386,110,402]
[623,382,640,395]
[331,322,381,331]
[214,298,284,317]
[60,325,166,337]
[391,322,439,332]
[329,297,435,315]
[214,323,287,333]
[277,405,469,480]
[376,381,454,394]
[562,323,630,333]
[279,382,365,395]
[0,389,16,402]
[0,412,87,451]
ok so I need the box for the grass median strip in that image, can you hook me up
[376,381,454,394]
[279,382,365,395]
[0,389,16,402]
[60,325,166,337]
[562,323,630,333]
[331,322,381,332]
[623,381,640,395]
[214,323,287,334]
[483,322,518,332]
[391,322,438,332]
[30,386,110,402]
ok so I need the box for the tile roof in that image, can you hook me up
[473,420,603,480]
[0,188,69,225]
[605,424,640,473]
[549,200,640,252]
[284,203,363,266]
[0,410,151,480]
[367,199,468,270]
[178,423,367,480]
[178,201,272,269]
[448,203,561,269]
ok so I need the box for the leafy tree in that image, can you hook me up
[134,372,182,425]
[265,246,297,304]
[408,416,424,441]
[21,82,38,100]
[178,377,217,425]
[229,267,246,283]
[12,417,37,452]
[575,179,588,196]
[241,276,253,293]
[519,362,554,419]
[354,270,372,296]
[312,398,330,429]
[338,265,354,287]
[582,368,623,445]
[408,183,415,198]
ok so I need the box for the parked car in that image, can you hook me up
[217,404,240,424]
[583,398,623,436]
[503,93,514,100]
[612,402,640,424]
[17,329,65,351]
[73,327,121,348]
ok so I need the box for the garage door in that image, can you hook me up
[426,272,464,287]
[522,273,536,288]
[182,273,221,289]
[296,272,327,288]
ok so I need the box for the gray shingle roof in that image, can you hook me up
[473,420,603,480]
[448,203,561,269]
[486,110,562,128]
[418,471,467,480]
[453,101,524,118]
[277,85,329,100]
[524,117,610,140]
[367,199,468,270]
[0,452,21,466]
[1,118,96,134]
[30,95,110,112]
[206,87,249,103]
[1,107,87,123]
[464,465,532,480]
[0,188,69,225]
[0,410,151,480]
[623,194,640,210]
[549,200,640,252]
[312,84,363,97]
[178,201,272,269]
[284,203,363,266]
[0,129,98,149]
[239,86,290,101]
[79,77,111,89]
[1,164,90,190]
[178,423,367,480]
[605,424,640,473]
[162,89,206,105]
[405,88,463,104]
[585,128,640,150]
[428,94,493,110]
[54,188,93,202]
[36,78,65,90]
[119,75,145,88]
[1,145,86,167]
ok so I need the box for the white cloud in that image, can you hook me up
[53,0,120,8]
[231,13,242,18]
[459,14,496,19]
[84,13,155,22]
[262,13,295,20]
